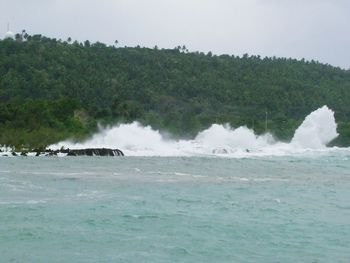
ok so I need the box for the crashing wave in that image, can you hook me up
[48,105,341,157]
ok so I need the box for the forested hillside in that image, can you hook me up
[1,34,350,148]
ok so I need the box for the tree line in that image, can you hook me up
[1,34,350,149]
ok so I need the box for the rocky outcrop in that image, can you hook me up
[30,148,124,157]
[61,148,124,156]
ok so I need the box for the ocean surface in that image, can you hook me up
[1,155,350,263]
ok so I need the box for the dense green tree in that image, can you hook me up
[1,34,350,148]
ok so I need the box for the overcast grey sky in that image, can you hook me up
[1,0,349,68]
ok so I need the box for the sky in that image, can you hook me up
[1,0,349,68]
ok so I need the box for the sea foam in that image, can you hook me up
[49,105,341,157]
[291,105,338,148]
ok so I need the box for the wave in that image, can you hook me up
[49,105,345,157]
[291,105,338,148]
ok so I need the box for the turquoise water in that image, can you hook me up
[1,155,350,262]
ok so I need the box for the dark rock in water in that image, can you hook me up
[66,151,77,156]
[48,151,57,156]
[4,148,124,157]
[28,148,124,157]
[63,148,124,156]
[115,149,124,156]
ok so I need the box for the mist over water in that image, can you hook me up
[51,106,340,157]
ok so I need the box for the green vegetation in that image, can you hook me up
[1,34,350,148]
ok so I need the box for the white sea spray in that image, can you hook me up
[49,105,341,157]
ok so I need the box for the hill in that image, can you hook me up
[1,34,350,148]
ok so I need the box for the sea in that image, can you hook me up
[0,106,350,262]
